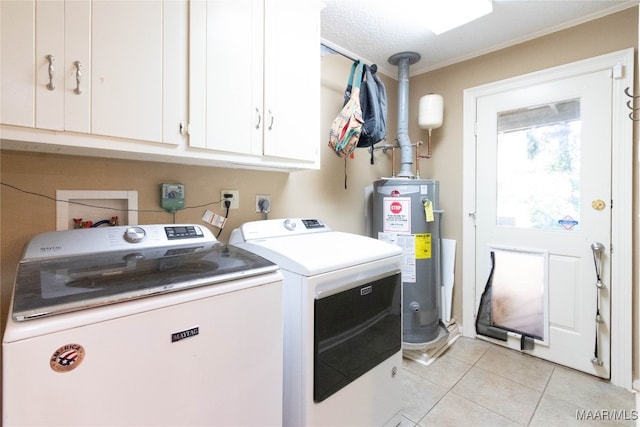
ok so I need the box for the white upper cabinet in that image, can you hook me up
[1,0,318,171]
[190,0,321,167]
[63,1,92,134]
[1,1,34,128]
[91,1,164,142]
[189,0,263,155]
[0,0,89,131]
[1,0,187,145]
[262,0,320,163]
[161,1,189,146]
[91,1,187,144]
[34,0,66,131]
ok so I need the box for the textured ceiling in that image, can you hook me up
[321,0,638,78]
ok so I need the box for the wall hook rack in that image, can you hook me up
[624,87,639,121]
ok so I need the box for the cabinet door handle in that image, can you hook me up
[73,61,82,95]
[255,108,262,129]
[268,109,274,130]
[46,54,55,90]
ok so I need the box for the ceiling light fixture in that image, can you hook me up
[424,0,493,35]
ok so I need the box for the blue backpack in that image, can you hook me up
[357,64,387,163]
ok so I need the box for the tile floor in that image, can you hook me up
[397,337,636,426]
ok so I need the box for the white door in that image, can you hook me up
[474,69,613,378]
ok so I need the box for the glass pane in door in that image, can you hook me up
[496,99,581,230]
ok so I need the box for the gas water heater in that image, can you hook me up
[372,178,443,345]
[370,52,445,347]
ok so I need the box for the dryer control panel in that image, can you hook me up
[301,219,326,229]
[230,218,330,242]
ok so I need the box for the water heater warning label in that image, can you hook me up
[383,197,411,232]
[378,232,416,283]
[415,233,432,259]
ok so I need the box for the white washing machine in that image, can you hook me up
[230,218,404,427]
[3,224,284,426]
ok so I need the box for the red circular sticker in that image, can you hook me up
[390,201,403,214]
[390,190,400,197]
[50,344,85,373]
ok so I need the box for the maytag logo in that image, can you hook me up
[40,246,63,252]
[171,326,199,343]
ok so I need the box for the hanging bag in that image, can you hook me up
[357,63,387,164]
[328,61,364,158]
[357,64,387,149]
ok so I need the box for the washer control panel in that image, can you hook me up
[164,225,205,240]
[22,224,215,260]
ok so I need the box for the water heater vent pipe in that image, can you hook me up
[388,52,420,178]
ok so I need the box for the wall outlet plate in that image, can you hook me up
[161,183,185,212]
[221,190,239,209]
[256,195,271,213]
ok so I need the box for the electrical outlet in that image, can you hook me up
[255,195,271,213]
[221,190,239,209]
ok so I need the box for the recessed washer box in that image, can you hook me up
[56,190,138,230]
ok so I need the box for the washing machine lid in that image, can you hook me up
[229,219,402,276]
[11,224,278,321]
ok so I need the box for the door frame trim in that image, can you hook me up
[462,48,634,389]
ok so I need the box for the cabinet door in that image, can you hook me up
[91,1,163,142]
[35,0,65,131]
[163,0,188,145]
[1,0,36,127]
[1,0,90,133]
[0,0,67,130]
[190,0,263,155]
[64,0,91,133]
[263,0,320,162]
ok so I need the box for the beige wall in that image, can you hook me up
[0,6,636,386]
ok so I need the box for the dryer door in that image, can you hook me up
[313,271,401,402]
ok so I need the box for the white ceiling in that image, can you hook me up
[321,0,638,78]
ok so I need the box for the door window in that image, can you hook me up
[496,99,581,230]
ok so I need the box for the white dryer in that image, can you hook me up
[230,218,403,427]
